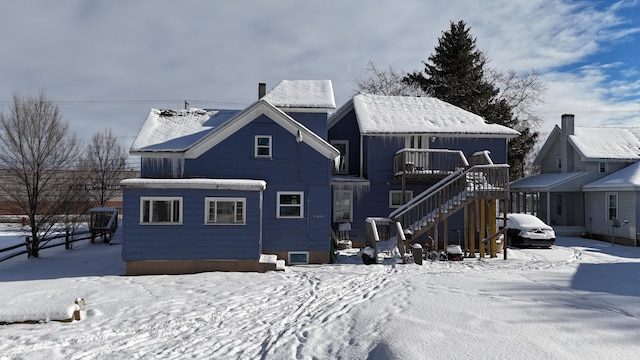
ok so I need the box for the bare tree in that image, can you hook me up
[488,68,546,177]
[79,128,128,207]
[353,60,425,96]
[0,90,83,257]
[488,68,546,131]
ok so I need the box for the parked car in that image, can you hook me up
[497,213,555,248]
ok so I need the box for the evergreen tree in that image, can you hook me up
[404,20,497,116]
[403,20,539,180]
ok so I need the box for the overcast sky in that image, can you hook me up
[1,0,639,166]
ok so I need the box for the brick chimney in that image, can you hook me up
[258,83,266,99]
[560,114,575,173]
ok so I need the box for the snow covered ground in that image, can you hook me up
[1,225,639,359]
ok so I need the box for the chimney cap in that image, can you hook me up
[258,83,267,99]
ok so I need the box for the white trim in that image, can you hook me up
[277,191,304,218]
[204,197,246,225]
[272,107,333,113]
[288,251,309,264]
[121,178,266,191]
[140,197,183,225]
[185,100,340,160]
[255,135,272,158]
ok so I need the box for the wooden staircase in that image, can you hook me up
[389,164,509,240]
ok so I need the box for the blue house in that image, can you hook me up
[121,82,520,274]
[121,80,340,274]
[327,94,519,249]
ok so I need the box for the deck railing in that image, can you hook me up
[393,148,469,178]
[390,164,509,239]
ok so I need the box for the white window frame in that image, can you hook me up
[277,191,304,219]
[255,135,272,158]
[331,140,349,174]
[288,251,309,265]
[140,197,182,225]
[389,190,413,208]
[205,197,246,225]
[333,189,353,222]
[598,162,607,173]
[606,192,618,221]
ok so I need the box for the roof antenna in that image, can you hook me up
[184,100,189,110]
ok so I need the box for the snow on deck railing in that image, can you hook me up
[393,148,469,176]
[390,165,509,233]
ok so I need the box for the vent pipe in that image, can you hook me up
[258,83,267,99]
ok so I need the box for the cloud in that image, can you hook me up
[0,0,639,157]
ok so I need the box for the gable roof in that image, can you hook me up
[569,127,640,161]
[261,80,336,111]
[583,161,640,191]
[130,100,340,161]
[328,94,520,138]
[535,126,640,165]
[130,108,240,153]
[186,100,339,159]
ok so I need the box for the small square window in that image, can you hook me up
[288,251,309,264]
[278,191,304,218]
[255,135,272,157]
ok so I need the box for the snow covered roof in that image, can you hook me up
[185,100,340,160]
[329,94,520,138]
[509,171,588,192]
[130,108,240,152]
[120,178,267,191]
[569,127,640,161]
[583,162,640,191]
[129,100,340,161]
[261,80,336,111]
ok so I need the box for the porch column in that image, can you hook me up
[546,192,551,225]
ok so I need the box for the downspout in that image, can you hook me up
[259,189,263,254]
[360,134,364,178]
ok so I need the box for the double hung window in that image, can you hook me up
[255,135,272,157]
[278,192,304,218]
[140,197,182,224]
[205,197,245,224]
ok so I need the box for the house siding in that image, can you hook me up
[540,140,562,173]
[181,114,333,256]
[336,135,508,243]
[585,191,636,240]
[122,188,262,261]
[328,109,361,176]
[286,112,328,140]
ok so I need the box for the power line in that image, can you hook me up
[0,99,249,107]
